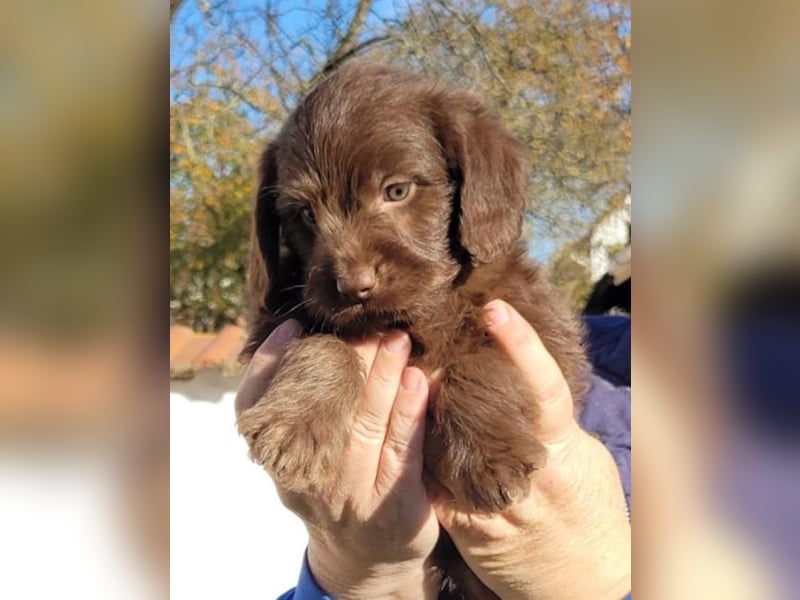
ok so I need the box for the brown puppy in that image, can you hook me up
[237,62,590,599]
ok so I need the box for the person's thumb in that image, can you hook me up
[234,320,302,415]
[483,300,577,445]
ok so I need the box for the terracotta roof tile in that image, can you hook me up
[169,325,194,361]
[169,325,246,380]
[192,325,246,369]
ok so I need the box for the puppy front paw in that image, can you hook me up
[239,399,336,492]
[428,430,546,512]
[460,443,546,512]
[236,336,364,493]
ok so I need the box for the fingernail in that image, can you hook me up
[265,319,302,350]
[383,331,409,354]
[401,367,421,391]
[483,301,509,327]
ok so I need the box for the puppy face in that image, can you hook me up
[273,77,460,332]
[246,64,529,345]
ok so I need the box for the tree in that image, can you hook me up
[170,84,259,330]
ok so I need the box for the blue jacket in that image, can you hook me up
[279,316,632,599]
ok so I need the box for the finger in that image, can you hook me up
[356,331,411,442]
[234,320,302,415]
[374,367,429,497]
[349,336,381,376]
[344,331,411,485]
[483,300,576,443]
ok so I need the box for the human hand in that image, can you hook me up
[428,300,631,600]
[235,322,439,600]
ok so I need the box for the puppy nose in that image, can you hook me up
[336,266,376,302]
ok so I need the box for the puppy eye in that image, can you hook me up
[384,182,412,202]
[300,206,315,226]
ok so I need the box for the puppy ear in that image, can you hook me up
[438,94,528,264]
[243,142,281,358]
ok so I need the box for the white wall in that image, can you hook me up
[170,386,308,599]
[590,195,631,282]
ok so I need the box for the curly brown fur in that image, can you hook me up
[237,62,590,599]
[237,336,364,495]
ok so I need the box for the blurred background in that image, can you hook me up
[1,0,167,598]
[634,1,799,597]
[0,0,796,597]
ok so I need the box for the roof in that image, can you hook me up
[170,324,246,380]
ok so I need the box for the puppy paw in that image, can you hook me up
[426,351,549,512]
[429,431,546,512]
[460,443,546,512]
[239,401,336,492]
[236,335,364,493]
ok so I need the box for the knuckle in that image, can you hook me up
[391,389,424,427]
[248,350,279,375]
[537,373,571,402]
[369,364,400,392]
[351,411,387,444]
[384,433,413,464]
[510,328,536,351]
[382,416,421,467]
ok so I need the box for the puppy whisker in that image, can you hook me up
[271,297,312,321]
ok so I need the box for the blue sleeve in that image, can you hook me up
[580,316,631,515]
[583,315,631,387]
[276,555,631,599]
[276,556,630,600]
[276,552,334,600]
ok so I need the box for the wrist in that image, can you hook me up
[307,537,436,600]
[602,566,632,600]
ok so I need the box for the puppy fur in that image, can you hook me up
[237,62,590,599]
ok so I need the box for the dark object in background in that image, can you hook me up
[584,273,631,315]
[721,266,800,439]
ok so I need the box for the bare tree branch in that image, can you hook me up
[306,34,396,91]
[432,0,512,95]
[317,0,374,77]
[170,0,186,23]
[192,82,267,117]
